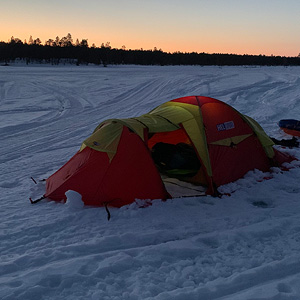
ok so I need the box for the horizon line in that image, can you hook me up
[2,36,300,59]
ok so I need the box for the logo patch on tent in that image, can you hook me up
[217,121,235,131]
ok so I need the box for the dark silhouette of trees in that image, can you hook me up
[60,33,73,47]
[28,35,34,45]
[1,34,300,67]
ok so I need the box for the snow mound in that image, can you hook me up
[65,190,84,209]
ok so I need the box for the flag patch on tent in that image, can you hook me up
[217,121,235,131]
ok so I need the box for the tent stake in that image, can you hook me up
[29,195,46,204]
[31,177,37,184]
[105,203,111,221]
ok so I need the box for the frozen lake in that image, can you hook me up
[1,64,300,299]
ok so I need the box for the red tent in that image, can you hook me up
[45,126,169,207]
[44,96,295,207]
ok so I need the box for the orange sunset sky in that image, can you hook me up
[1,0,300,57]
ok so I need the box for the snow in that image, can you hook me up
[1,64,300,300]
[65,190,84,209]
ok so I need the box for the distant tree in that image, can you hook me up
[60,33,73,47]
[80,39,88,47]
[101,42,111,49]
[66,33,73,46]
[10,36,23,44]
[28,35,34,45]
[33,38,41,45]
[45,39,54,46]
[54,36,60,47]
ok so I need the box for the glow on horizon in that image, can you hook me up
[1,0,300,57]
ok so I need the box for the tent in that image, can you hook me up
[44,96,293,207]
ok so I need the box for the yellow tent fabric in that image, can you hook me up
[149,101,213,176]
[81,99,275,176]
[241,115,275,158]
[79,96,276,194]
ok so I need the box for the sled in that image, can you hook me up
[279,119,300,137]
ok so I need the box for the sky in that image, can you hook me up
[1,0,300,57]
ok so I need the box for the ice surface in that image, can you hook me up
[1,64,300,299]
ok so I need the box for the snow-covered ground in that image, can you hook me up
[1,64,300,300]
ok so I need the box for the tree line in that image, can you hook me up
[1,33,300,67]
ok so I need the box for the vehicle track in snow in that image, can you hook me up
[2,193,300,300]
[1,65,300,300]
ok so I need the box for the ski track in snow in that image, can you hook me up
[1,64,300,300]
